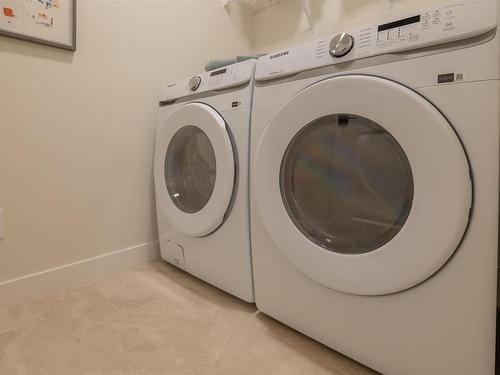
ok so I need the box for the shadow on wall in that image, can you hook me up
[248,0,328,50]
[0,36,74,63]
[246,0,395,52]
[341,0,385,16]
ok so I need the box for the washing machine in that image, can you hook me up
[251,1,499,373]
[154,60,255,302]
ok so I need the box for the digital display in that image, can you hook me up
[210,68,227,77]
[378,15,421,32]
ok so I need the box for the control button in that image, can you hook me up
[329,33,355,58]
[188,76,202,91]
[408,33,419,42]
[444,21,455,31]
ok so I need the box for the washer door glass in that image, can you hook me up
[280,114,414,254]
[165,126,217,214]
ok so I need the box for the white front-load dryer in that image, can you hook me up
[154,60,255,302]
[251,2,499,373]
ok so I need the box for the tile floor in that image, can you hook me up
[0,261,378,375]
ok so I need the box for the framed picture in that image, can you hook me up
[0,0,76,51]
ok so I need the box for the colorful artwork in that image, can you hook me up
[3,7,15,17]
[0,0,75,50]
[38,0,59,9]
[32,11,53,28]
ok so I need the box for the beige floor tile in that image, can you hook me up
[0,309,15,334]
[58,286,125,324]
[120,324,157,352]
[74,321,125,353]
[18,325,98,375]
[136,319,212,359]
[5,261,377,375]
[87,346,198,375]
[91,270,163,313]
[8,295,59,333]
[0,329,28,375]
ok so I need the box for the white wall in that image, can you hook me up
[0,0,251,282]
[0,0,451,283]
[249,0,448,53]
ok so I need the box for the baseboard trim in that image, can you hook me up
[0,241,160,307]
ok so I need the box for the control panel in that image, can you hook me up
[256,1,497,81]
[160,60,255,103]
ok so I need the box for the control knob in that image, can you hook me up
[329,33,354,58]
[188,76,202,91]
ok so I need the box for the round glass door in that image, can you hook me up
[154,102,235,237]
[252,75,471,295]
[165,126,217,214]
[280,114,413,254]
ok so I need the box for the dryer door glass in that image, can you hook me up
[165,126,217,214]
[280,114,414,255]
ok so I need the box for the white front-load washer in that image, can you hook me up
[154,60,255,302]
[251,2,499,373]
